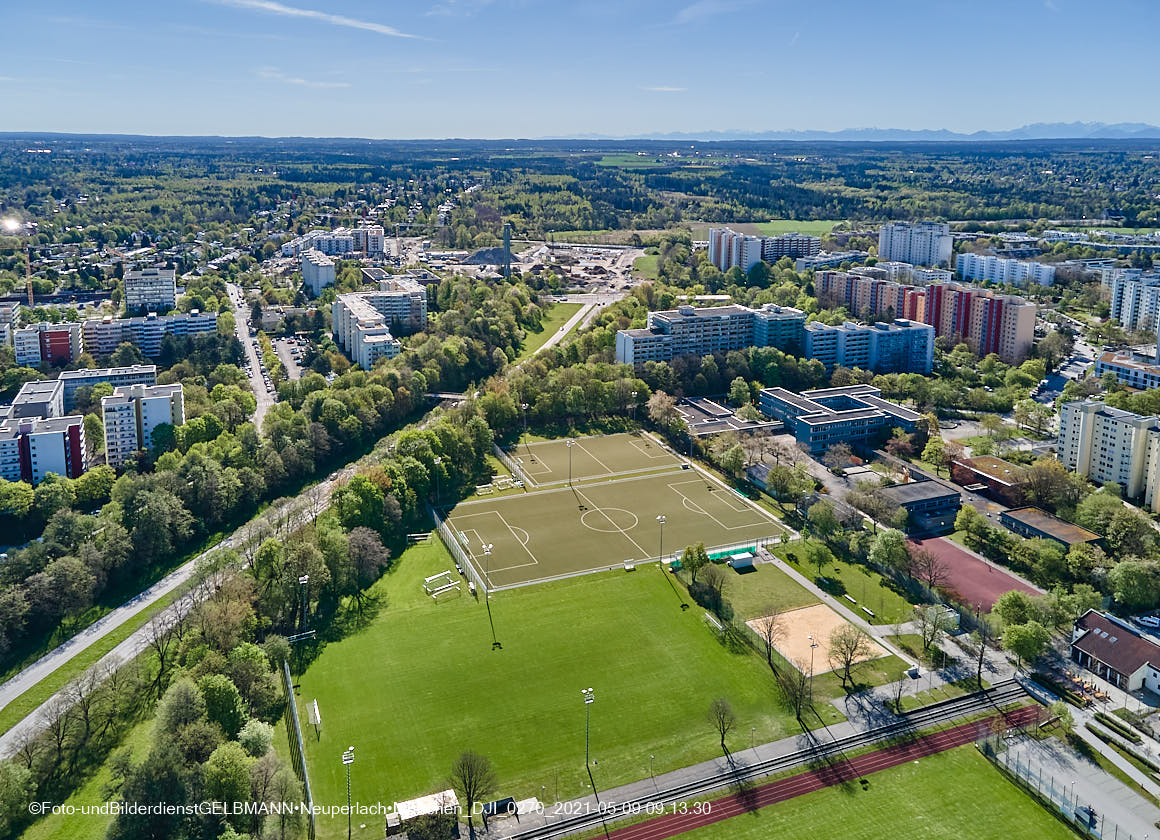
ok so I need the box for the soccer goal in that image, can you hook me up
[423,570,461,599]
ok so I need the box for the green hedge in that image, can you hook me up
[1095,711,1143,744]
[1030,672,1085,707]
[1085,723,1160,774]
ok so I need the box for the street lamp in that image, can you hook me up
[808,635,819,706]
[581,688,598,801]
[656,515,666,565]
[483,545,501,649]
[566,439,576,486]
[649,754,655,785]
[342,746,355,840]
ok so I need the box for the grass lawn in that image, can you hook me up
[595,154,665,168]
[514,302,583,361]
[632,254,659,279]
[773,541,916,625]
[723,562,817,621]
[688,220,843,239]
[673,745,1075,840]
[897,677,989,712]
[295,541,815,840]
[0,587,182,736]
[886,634,955,670]
[20,718,156,840]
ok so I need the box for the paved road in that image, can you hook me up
[226,282,275,431]
[0,464,358,758]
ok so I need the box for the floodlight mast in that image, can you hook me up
[483,544,501,649]
[581,688,598,801]
[342,746,355,840]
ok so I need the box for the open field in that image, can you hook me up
[723,562,817,620]
[596,154,667,168]
[773,541,916,625]
[632,254,659,278]
[514,302,583,361]
[909,537,1041,611]
[688,219,843,239]
[514,433,683,487]
[295,541,811,840]
[447,468,785,588]
[647,743,1073,840]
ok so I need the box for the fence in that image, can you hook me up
[430,503,488,595]
[978,739,1137,839]
[281,659,316,840]
[493,443,531,487]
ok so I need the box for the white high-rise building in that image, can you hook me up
[877,222,952,267]
[101,383,185,468]
[331,296,401,370]
[956,254,1055,287]
[1058,399,1160,510]
[123,267,177,312]
[301,250,336,296]
[1102,268,1160,332]
[352,225,386,255]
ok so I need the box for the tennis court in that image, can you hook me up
[511,432,683,487]
[445,468,787,589]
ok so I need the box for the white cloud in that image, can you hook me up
[215,0,422,39]
[257,68,351,88]
[641,85,686,93]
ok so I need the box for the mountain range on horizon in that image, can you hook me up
[558,121,1160,143]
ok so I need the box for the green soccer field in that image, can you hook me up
[446,468,786,588]
[513,432,684,486]
[296,541,808,840]
[673,745,1075,840]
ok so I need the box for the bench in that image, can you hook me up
[861,606,875,617]
[844,594,857,604]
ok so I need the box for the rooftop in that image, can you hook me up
[59,364,157,381]
[953,456,1029,487]
[876,479,960,505]
[1001,506,1100,546]
[1073,611,1160,678]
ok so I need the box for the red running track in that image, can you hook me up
[605,705,1039,840]
[909,537,1040,612]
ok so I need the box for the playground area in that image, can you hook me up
[749,603,889,675]
[443,459,787,589]
[508,432,684,487]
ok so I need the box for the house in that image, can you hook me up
[1000,507,1102,551]
[874,478,962,534]
[1071,610,1160,693]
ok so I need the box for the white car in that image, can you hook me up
[1136,616,1160,628]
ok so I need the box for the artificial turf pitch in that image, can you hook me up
[447,467,784,588]
[295,541,804,840]
[513,432,683,486]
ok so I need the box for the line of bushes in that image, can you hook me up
[1094,710,1143,744]
[1085,722,1160,778]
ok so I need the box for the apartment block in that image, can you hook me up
[301,249,336,297]
[1101,269,1160,332]
[332,295,402,370]
[760,232,821,262]
[956,253,1056,287]
[81,310,218,357]
[352,225,387,255]
[614,303,806,367]
[1058,399,1160,510]
[58,365,157,412]
[1094,350,1160,391]
[13,322,84,367]
[877,222,952,267]
[281,227,381,258]
[708,228,820,273]
[101,383,185,468]
[0,415,86,485]
[803,319,933,374]
[816,272,1035,362]
[9,379,64,419]
[123,267,177,312]
[757,384,921,455]
[0,304,18,345]
[794,251,869,271]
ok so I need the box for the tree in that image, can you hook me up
[775,658,810,720]
[199,674,248,738]
[83,413,104,457]
[1107,508,1157,557]
[828,624,874,689]
[885,429,914,459]
[806,542,832,581]
[449,751,496,832]
[727,377,750,406]
[0,761,33,837]
[822,442,852,472]
[238,718,275,758]
[1108,561,1160,610]
[346,526,392,591]
[707,697,736,754]
[912,605,953,653]
[753,606,784,674]
[806,501,840,543]
[647,390,679,431]
[700,564,730,616]
[921,437,945,473]
[908,545,949,591]
[994,590,1036,628]
[1048,699,1074,734]
[721,443,745,478]
[972,615,997,688]
[1002,620,1050,667]
[868,528,909,575]
[205,742,253,831]
[680,542,709,582]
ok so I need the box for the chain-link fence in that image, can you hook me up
[281,659,316,840]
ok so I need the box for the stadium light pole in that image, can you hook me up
[566,439,576,486]
[433,456,442,505]
[630,391,638,423]
[656,515,666,565]
[298,574,310,632]
[521,403,529,451]
[483,544,501,649]
[581,688,598,801]
[342,746,355,840]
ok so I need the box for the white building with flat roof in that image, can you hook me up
[1102,268,1160,332]
[1058,399,1160,511]
[101,383,185,468]
[614,303,806,366]
[301,250,336,297]
[956,253,1055,287]
[332,295,402,370]
[58,365,157,412]
[878,222,952,267]
[82,310,217,357]
[124,267,177,312]
[0,414,86,485]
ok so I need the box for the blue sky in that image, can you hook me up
[3,0,1159,138]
